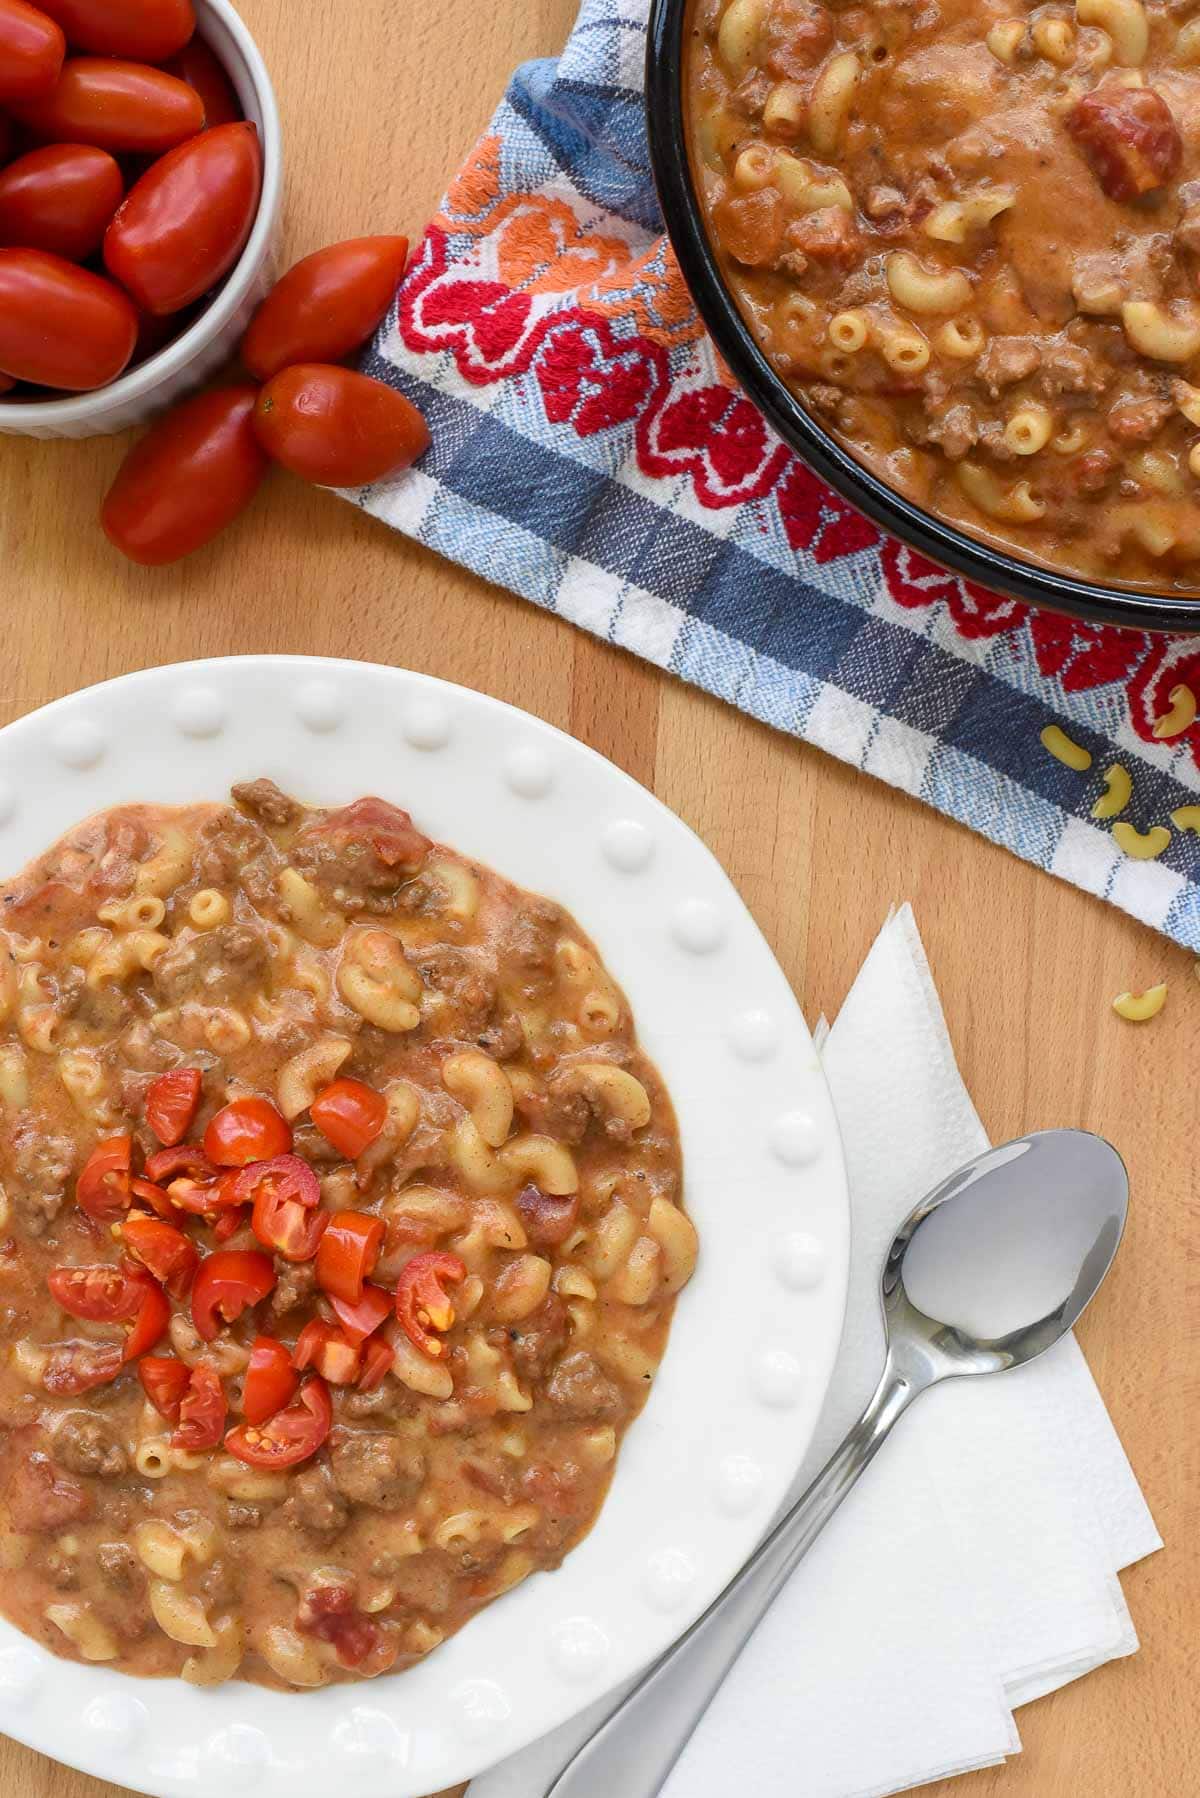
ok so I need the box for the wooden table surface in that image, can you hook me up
[0,1,1196,1793]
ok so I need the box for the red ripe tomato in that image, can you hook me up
[190,1248,275,1341]
[121,1274,170,1360]
[328,1282,391,1346]
[35,0,195,62]
[300,797,430,870]
[357,1335,393,1392]
[101,384,269,566]
[0,0,64,104]
[144,1144,214,1185]
[253,365,430,488]
[48,1262,145,1322]
[104,120,261,316]
[10,57,204,154]
[0,142,121,261]
[75,1135,134,1223]
[165,34,239,129]
[129,1175,175,1219]
[144,1066,202,1146]
[233,1154,326,1262]
[44,1341,123,1395]
[315,1211,385,1306]
[203,1096,292,1168]
[227,1154,319,1210]
[173,1362,225,1452]
[242,1334,298,1425]
[120,1213,198,1298]
[0,247,136,389]
[138,1353,190,1422]
[394,1251,467,1360]
[241,237,410,382]
[310,1078,387,1160]
[292,1319,360,1385]
[225,1375,331,1469]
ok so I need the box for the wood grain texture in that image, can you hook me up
[0,2,1195,1794]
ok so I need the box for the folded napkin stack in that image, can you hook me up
[469,908,1159,1798]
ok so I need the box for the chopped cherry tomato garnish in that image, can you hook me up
[129,1176,176,1220]
[292,1319,361,1385]
[213,1207,246,1242]
[190,1249,276,1342]
[144,1067,202,1146]
[242,1334,299,1426]
[227,1154,320,1208]
[75,1136,134,1223]
[394,1251,467,1360]
[122,1274,170,1361]
[231,1155,325,1261]
[357,1334,393,1392]
[139,1354,190,1423]
[43,1341,124,1396]
[48,1262,146,1323]
[328,1282,391,1346]
[173,1364,226,1453]
[225,1375,332,1468]
[166,1174,240,1219]
[315,1210,385,1306]
[145,1145,216,1186]
[310,1078,388,1159]
[121,1213,199,1299]
[203,1096,292,1168]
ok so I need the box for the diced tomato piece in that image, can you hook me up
[129,1176,176,1219]
[225,1375,332,1468]
[6,1451,90,1533]
[242,1335,299,1425]
[75,1136,134,1223]
[292,1319,361,1385]
[328,1282,391,1345]
[145,1145,216,1185]
[190,1248,275,1341]
[212,1206,246,1242]
[394,1251,467,1360]
[296,1582,397,1674]
[315,1210,385,1306]
[122,1274,170,1361]
[144,1067,202,1146]
[173,1364,226,1453]
[121,1213,199,1299]
[48,1262,146,1322]
[203,1096,292,1168]
[301,797,430,870]
[357,1334,393,1392]
[251,1189,328,1261]
[43,1341,124,1395]
[227,1154,320,1208]
[139,1353,190,1423]
[310,1077,387,1159]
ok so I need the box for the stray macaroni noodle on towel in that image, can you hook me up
[0,783,693,1687]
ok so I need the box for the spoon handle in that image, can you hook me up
[543,1363,923,1798]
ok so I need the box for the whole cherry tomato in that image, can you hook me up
[120,1213,198,1298]
[165,33,239,128]
[0,144,123,261]
[328,1282,391,1346]
[191,1247,275,1341]
[292,1319,360,1385]
[241,237,410,382]
[104,120,261,316]
[203,1095,292,1168]
[0,247,136,389]
[11,57,204,153]
[0,0,64,104]
[144,1066,202,1146]
[36,0,195,62]
[139,1353,190,1422]
[253,364,430,488]
[75,1135,134,1223]
[395,1251,467,1360]
[173,1363,225,1452]
[225,1375,332,1469]
[242,1334,298,1425]
[315,1210,385,1306]
[310,1077,387,1160]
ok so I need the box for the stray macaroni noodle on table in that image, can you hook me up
[0,783,694,1688]
[688,0,1200,588]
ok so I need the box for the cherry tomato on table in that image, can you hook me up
[310,1077,387,1159]
[0,247,136,389]
[191,1247,275,1341]
[0,0,64,104]
[35,0,195,62]
[74,1134,135,1223]
[0,143,123,261]
[144,1066,202,1146]
[165,33,239,128]
[11,57,204,153]
[292,1318,361,1385]
[242,1334,298,1425]
[225,1375,331,1469]
[105,120,262,316]
[395,1251,467,1360]
[315,1210,385,1306]
[241,237,411,382]
[203,1095,292,1167]
[139,1353,190,1422]
[253,364,431,488]
[120,1212,198,1298]
[173,1363,225,1452]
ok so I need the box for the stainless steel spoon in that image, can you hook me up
[543,1128,1129,1798]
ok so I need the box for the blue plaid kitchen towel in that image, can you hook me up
[353,0,1200,953]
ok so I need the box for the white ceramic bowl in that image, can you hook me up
[0,658,851,1798]
[0,0,283,440]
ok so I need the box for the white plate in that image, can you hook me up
[0,657,850,1798]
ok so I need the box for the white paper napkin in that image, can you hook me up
[470,906,1160,1798]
